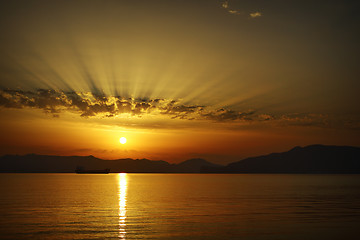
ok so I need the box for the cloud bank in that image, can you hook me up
[0,89,255,121]
[0,88,356,130]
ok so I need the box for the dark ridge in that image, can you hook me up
[0,155,222,173]
[218,145,360,173]
[1,145,359,173]
[176,158,223,173]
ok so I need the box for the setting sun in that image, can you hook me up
[119,137,127,144]
[0,1,359,239]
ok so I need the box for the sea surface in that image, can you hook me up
[0,174,360,239]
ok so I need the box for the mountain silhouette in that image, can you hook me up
[218,145,360,173]
[175,158,222,173]
[0,154,220,173]
[0,154,172,173]
[1,145,359,173]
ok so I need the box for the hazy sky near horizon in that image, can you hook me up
[0,0,359,163]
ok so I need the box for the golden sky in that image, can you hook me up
[0,0,359,163]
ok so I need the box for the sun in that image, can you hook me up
[119,137,127,144]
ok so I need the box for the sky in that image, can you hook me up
[0,0,359,164]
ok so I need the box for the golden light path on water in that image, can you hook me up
[118,173,128,239]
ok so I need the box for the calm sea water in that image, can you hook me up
[0,174,360,239]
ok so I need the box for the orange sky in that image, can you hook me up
[0,0,359,164]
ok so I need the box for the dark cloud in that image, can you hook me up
[201,108,256,121]
[0,88,253,121]
[0,88,357,130]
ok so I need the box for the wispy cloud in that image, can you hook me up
[228,10,241,15]
[221,0,229,9]
[221,1,262,18]
[250,12,262,18]
[221,0,242,15]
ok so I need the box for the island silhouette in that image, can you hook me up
[1,145,359,173]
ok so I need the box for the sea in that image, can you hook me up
[0,174,359,239]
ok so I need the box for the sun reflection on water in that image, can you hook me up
[117,173,127,239]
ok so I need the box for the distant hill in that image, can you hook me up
[0,154,221,173]
[217,145,360,173]
[1,145,359,173]
[175,158,222,173]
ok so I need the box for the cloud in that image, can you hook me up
[0,88,356,130]
[0,88,255,122]
[221,1,242,15]
[228,10,241,15]
[221,0,229,9]
[221,1,262,18]
[250,12,262,18]
[201,108,255,121]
